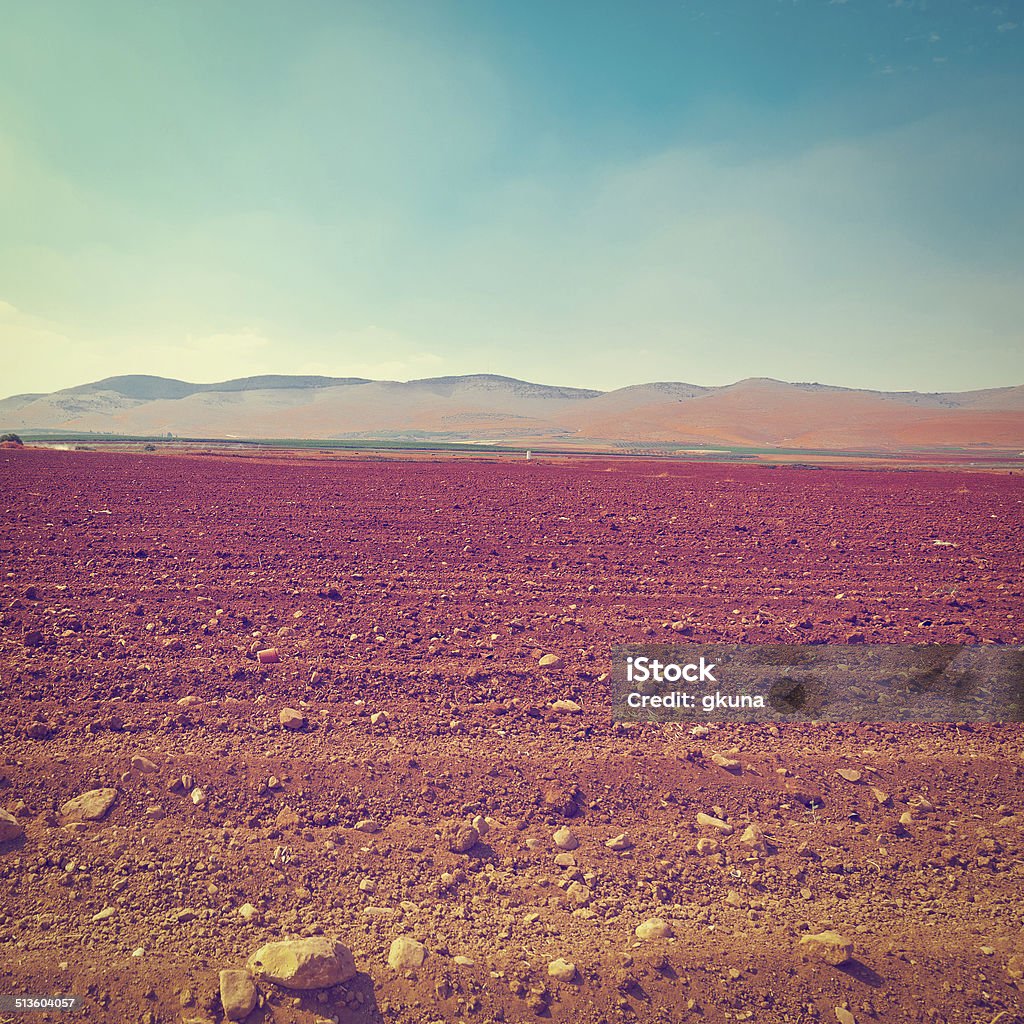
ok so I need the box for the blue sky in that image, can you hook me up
[1,0,1022,394]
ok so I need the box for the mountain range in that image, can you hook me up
[2,373,1023,450]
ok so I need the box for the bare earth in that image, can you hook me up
[1,448,1022,1024]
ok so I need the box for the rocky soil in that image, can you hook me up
[1,448,1022,1024]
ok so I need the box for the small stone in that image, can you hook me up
[219,969,257,1021]
[697,812,734,835]
[635,918,673,940]
[799,930,854,966]
[91,907,116,923]
[835,1007,856,1024]
[551,699,582,714]
[696,838,721,856]
[190,788,206,806]
[247,936,357,989]
[553,852,577,868]
[60,788,117,822]
[279,707,306,731]
[548,958,577,982]
[870,787,891,806]
[454,955,475,966]
[256,648,280,665]
[176,695,203,708]
[132,755,159,774]
[448,823,480,854]
[354,819,380,834]
[388,936,427,971]
[145,805,165,820]
[370,711,389,726]
[538,654,564,669]
[690,725,710,737]
[358,878,376,893]
[238,903,258,921]
[710,753,741,773]
[740,824,767,851]
[553,826,579,851]
[0,809,25,843]
[836,769,862,783]
[605,833,633,851]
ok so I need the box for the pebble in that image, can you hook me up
[690,725,710,737]
[238,903,258,921]
[256,648,280,665]
[190,788,206,806]
[553,826,579,851]
[605,833,633,851]
[0,808,24,843]
[388,936,427,971]
[454,955,475,966]
[538,654,564,669]
[60,788,118,822]
[554,853,577,868]
[870,787,891,806]
[551,699,582,714]
[370,711,389,726]
[131,755,159,774]
[247,936,357,989]
[799,931,854,965]
[696,812,734,835]
[354,819,380,834]
[740,824,767,851]
[219,969,257,1022]
[836,769,862,783]
[635,918,674,940]
[710,753,741,773]
[566,881,593,906]
[696,838,721,856]
[835,1007,856,1024]
[279,707,306,731]
[91,907,116,923]
[548,958,577,982]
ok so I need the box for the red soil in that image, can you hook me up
[0,448,1022,1024]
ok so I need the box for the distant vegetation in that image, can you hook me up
[0,432,23,445]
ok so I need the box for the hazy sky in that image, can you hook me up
[2,0,1022,395]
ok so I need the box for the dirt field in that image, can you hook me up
[1,448,1022,1024]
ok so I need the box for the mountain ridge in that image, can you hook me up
[2,373,1022,449]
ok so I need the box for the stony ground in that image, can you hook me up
[1,448,1022,1024]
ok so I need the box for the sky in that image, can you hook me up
[1,0,1022,396]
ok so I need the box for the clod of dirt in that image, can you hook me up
[218,969,257,1021]
[447,822,480,853]
[246,936,357,989]
[798,930,854,965]
[60,787,117,821]
[388,936,427,971]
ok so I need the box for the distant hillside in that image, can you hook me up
[2,373,1022,450]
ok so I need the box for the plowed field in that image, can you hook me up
[1,448,1022,1024]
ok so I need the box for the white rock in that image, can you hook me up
[219,969,257,1021]
[548,957,577,982]
[553,826,579,851]
[247,936,357,989]
[635,918,674,940]
[60,788,117,822]
[388,936,427,971]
